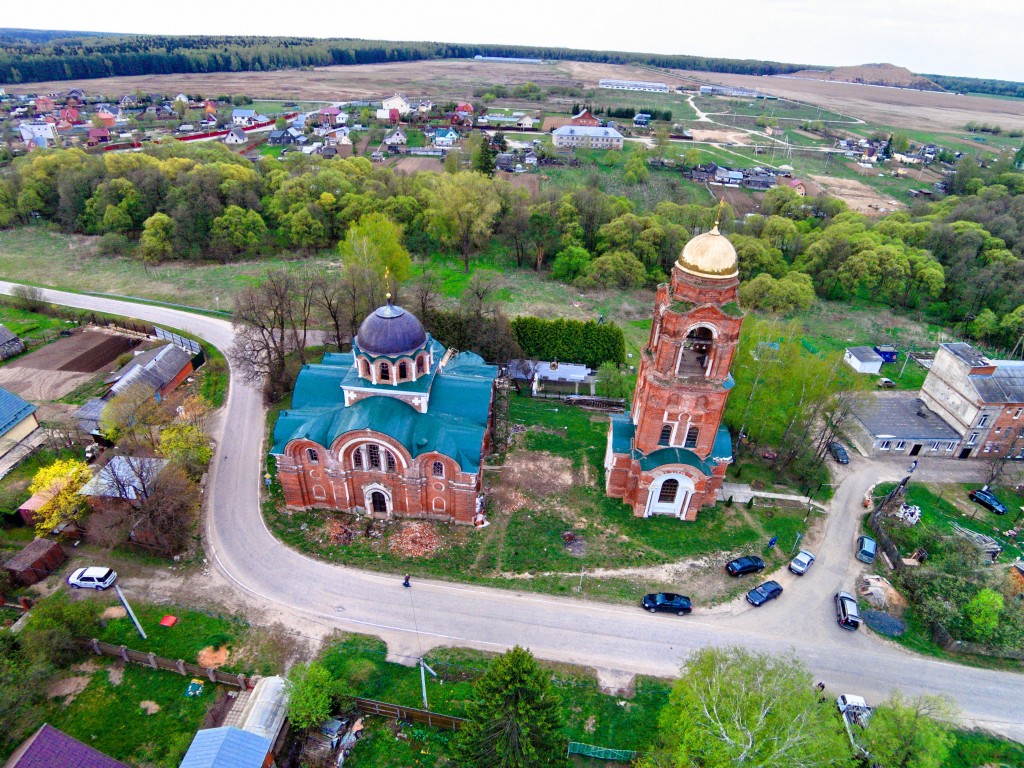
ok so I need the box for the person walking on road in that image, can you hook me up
[403,574,411,588]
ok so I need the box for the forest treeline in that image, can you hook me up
[4,141,1024,354]
[0,34,803,85]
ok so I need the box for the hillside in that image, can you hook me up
[785,63,943,91]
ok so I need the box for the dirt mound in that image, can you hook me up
[48,676,91,705]
[108,660,124,686]
[140,700,161,714]
[197,645,230,668]
[389,522,441,558]
[787,63,941,91]
[101,606,127,620]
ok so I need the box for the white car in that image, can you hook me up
[67,567,117,590]
[789,550,816,575]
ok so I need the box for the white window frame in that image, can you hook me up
[1014,407,1023,420]
[880,440,892,451]
[895,440,906,451]
[945,442,956,452]
[978,414,989,428]
[968,432,979,446]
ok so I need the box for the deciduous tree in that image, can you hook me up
[28,458,92,536]
[861,692,957,768]
[640,646,852,768]
[424,172,500,272]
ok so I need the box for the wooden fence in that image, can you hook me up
[85,638,250,689]
[351,697,465,731]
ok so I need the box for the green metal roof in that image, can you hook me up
[272,348,497,472]
[638,447,713,474]
[712,425,733,462]
[610,414,636,454]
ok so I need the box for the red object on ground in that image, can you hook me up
[159,615,178,627]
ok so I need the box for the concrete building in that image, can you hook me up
[552,125,624,150]
[844,346,884,375]
[847,392,962,458]
[920,342,1024,459]
[605,223,742,520]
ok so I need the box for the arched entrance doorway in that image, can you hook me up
[645,474,696,518]
[363,484,393,516]
[370,491,388,514]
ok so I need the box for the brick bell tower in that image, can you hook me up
[605,212,744,520]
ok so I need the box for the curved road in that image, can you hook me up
[5,283,1022,740]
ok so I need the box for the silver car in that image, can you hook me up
[789,550,816,575]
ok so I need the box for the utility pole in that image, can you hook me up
[420,658,438,710]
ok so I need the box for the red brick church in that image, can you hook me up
[605,220,744,520]
[271,298,497,524]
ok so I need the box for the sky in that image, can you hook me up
[4,0,1020,82]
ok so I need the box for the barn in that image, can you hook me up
[3,538,66,586]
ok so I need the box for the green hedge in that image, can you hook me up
[511,317,626,369]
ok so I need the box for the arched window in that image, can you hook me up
[306,448,319,464]
[432,461,445,478]
[360,358,370,378]
[370,491,387,513]
[380,362,390,381]
[385,450,396,473]
[685,427,699,449]
[659,425,672,446]
[367,444,381,470]
[399,361,409,380]
[658,479,679,504]
[416,355,426,374]
[352,448,363,469]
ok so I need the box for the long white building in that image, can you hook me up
[598,79,669,93]
[552,125,625,150]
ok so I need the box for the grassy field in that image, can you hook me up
[694,96,854,123]
[0,226,335,312]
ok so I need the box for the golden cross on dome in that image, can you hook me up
[385,267,391,301]
[713,198,724,228]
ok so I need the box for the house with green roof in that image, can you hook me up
[271,299,497,525]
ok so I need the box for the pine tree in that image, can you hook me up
[453,646,568,768]
[473,138,497,177]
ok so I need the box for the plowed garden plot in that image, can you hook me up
[0,330,136,401]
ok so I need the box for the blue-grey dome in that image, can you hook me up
[355,302,427,357]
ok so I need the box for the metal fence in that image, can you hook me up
[155,326,202,355]
[350,697,465,731]
[84,638,250,689]
[567,742,639,761]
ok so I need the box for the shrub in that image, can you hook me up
[511,316,626,369]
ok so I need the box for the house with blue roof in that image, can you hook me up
[0,385,39,459]
[272,298,497,525]
[179,726,272,768]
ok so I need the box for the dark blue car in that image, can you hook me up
[969,489,1008,515]
[726,555,765,576]
[642,592,692,615]
[746,580,783,607]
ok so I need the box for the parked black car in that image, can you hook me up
[726,555,765,576]
[969,488,1008,515]
[746,580,783,607]
[642,592,692,615]
[828,442,850,464]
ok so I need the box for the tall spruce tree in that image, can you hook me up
[454,646,567,768]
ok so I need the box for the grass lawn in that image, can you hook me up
[97,602,249,668]
[50,661,216,768]
[0,304,66,341]
[944,728,1024,768]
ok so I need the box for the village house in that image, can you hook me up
[433,127,460,147]
[552,125,624,150]
[18,121,58,148]
[86,128,110,146]
[79,456,168,516]
[224,126,248,145]
[32,95,55,114]
[105,343,196,402]
[232,108,257,126]
[570,108,601,127]
[5,725,129,768]
[0,385,39,459]
[785,178,807,196]
[0,325,25,360]
[516,114,535,129]
[633,113,651,128]
[844,346,884,375]
[383,127,407,146]
[272,299,498,525]
[382,94,412,115]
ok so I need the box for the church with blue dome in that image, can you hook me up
[271,299,498,524]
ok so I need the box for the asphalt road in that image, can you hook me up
[5,283,1022,740]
